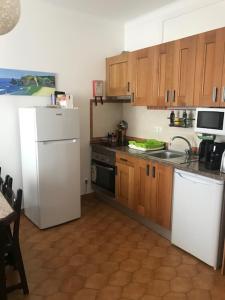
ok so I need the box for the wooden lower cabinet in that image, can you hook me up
[116,152,173,230]
[156,163,173,229]
[115,162,135,209]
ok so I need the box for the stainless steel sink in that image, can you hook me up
[146,150,185,159]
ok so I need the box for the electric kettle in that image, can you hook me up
[220,150,225,173]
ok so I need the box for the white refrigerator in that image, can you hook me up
[19,107,81,229]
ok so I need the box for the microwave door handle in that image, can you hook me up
[212,87,218,103]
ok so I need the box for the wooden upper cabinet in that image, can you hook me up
[106,53,130,96]
[152,42,174,107]
[172,35,197,107]
[129,47,154,106]
[194,28,225,107]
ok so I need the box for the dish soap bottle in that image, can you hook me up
[182,110,187,127]
[170,110,175,126]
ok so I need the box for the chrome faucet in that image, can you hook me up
[171,136,192,156]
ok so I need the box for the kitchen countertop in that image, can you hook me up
[91,143,225,181]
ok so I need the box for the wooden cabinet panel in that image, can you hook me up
[106,53,129,96]
[172,35,197,107]
[115,153,135,209]
[156,163,173,230]
[152,42,174,107]
[129,48,155,106]
[194,28,225,107]
[135,159,151,216]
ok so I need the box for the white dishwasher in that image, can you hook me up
[171,169,224,269]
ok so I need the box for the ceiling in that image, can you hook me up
[46,0,177,22]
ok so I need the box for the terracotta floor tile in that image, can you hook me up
[99,261,119,274]
[147,279,170,297]
[45,292,70,300]
[149,247,167,258]
[141,295,162,300]
[176,264,198,278]
[120,258,140,272]
[60,275,84,293]
[132,268,154,284]
[85,273,108,289]
[142,256,162,270]
[73,288,97,300]
[76,263,99,277]
[161,255,182,267]
[187,289,211,300]
[69,254,87,267]
[109,270,132,286]
[170,277,193,293]
[154,266,177,281]
[32,279,60,296]
[96,286,122,300]
[122,282,146,300]
[163,292,187,300]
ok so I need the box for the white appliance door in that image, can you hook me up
[171,169,224,268]
[35,107,79,141]
[37,138,80,229]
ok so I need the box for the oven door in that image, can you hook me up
[91,161,115,194]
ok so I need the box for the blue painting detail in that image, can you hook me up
[0,68,56,96]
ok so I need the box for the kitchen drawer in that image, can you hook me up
[116,152,136,166]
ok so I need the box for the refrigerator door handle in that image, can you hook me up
[41,139,77,145]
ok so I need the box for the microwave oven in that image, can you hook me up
[195,108,225,136]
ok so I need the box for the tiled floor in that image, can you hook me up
[7,196,225,300]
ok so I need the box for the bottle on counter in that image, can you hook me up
[182,110,187,127]
[169,110,175,126]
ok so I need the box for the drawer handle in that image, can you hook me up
[120,158,128,162]
[165,90,169,103]
[127,82,130,92]
[131,92,135,103]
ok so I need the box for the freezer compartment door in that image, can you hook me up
[36,107,79,141]
[37,138,81,229]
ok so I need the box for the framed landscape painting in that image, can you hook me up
[0,68,56,96]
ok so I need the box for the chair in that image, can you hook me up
[2,176,13,205]
[0,189,29,299]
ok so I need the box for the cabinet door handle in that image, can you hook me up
[120,158,128,162]
[171,90,176,102]
[146,164,150,176]
[165,90,169,103]
[127,82,130,92]
[152,166,156,178]
[131,92,135,103]
[221,87,225,102]
[212,87,218,102]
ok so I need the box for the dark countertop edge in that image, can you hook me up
[91,143,225,181]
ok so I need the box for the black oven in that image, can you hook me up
[91,161,115,193]
[91,145,116,195]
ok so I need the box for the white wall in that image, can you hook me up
[0,0,124,194]
[123,0,225,148]
[125,0,225,50]
[93,103,123,138]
